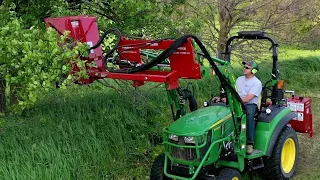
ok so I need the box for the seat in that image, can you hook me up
[254,87,269,120]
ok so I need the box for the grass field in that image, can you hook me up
[0,50,319,180]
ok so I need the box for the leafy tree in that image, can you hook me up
[83,0,187,38]
[0,7,89,113]
[181,0,320,59]
[2,0,81,28]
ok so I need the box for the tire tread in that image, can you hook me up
[259,126,298,180]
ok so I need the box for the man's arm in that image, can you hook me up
[242,80,262,103]
[241,94,256,103]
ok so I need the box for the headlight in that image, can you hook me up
[184,136,195,143]
[169,134,178,141]
[184,135,205,144]
[198,134,205,144]
[169,134,206,144]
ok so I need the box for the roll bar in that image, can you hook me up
[224,31,279,105]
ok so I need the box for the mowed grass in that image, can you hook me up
[279,49,320,61]
[0,49,320,179]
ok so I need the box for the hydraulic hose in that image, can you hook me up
[89,28,122,69]
[181,88,198,112]
[108,34,246,111]
[90,29,246,110]
[90,28,122,50]
[185,92,198,112]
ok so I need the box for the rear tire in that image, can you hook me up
[217,168,242,180]
[260,125,298,180]
[150,154,172,180]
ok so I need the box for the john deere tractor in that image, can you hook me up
[44,16,310,180]
[150,31,300,180]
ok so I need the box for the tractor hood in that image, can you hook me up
[168,106,231,136]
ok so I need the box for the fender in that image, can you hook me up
[254,107,295,155]
[266,112,296,156]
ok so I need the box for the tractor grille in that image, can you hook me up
[169,132,212,161]
[169,137,198,161]
[170,145,197,161]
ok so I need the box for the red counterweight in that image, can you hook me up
[287,96,313,138]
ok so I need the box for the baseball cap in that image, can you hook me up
[242,60,259,70]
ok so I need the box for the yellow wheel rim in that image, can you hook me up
[281,138,296,173]
[232,177,239,180]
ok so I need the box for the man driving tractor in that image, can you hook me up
[211,60,262,154]
[236,60,262,154]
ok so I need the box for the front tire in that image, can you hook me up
[260,126,298,180]
[217,168,242,180]
[150,154,172,180]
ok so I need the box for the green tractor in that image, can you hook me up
[150,31,300,180]
[44,16,312,180]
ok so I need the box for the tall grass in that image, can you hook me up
[0,84,174,179]
[0,52,319,179]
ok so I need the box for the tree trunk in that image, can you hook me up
[217,0,231,60]
[217,22,229,60]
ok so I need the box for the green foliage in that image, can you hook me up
[0,15,90,112]
[3,0,81,28]
[86,0,186,38]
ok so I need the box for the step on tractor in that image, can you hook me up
[45,16,313,180]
